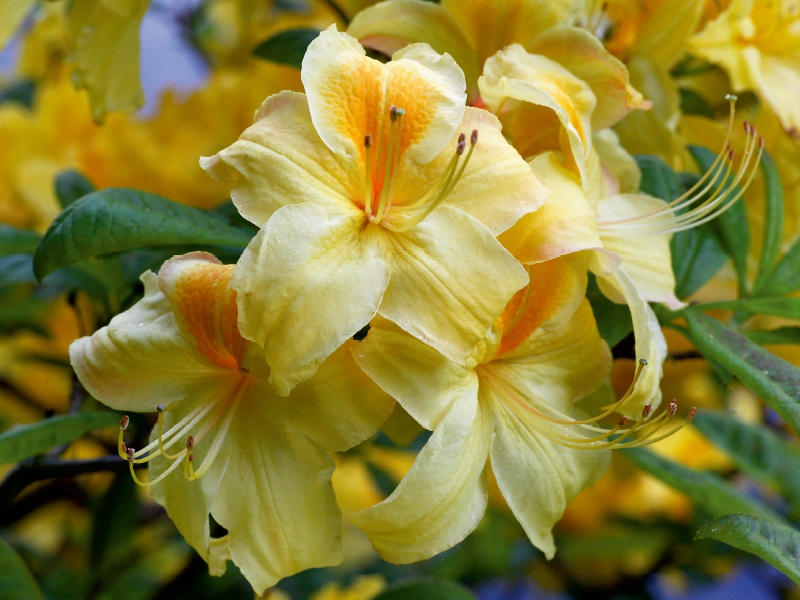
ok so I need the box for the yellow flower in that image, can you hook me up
[202,26,546,395]
[69,252,393,594]
[311,575,386,600]
[689,0,800,134]
[348,257,666,563]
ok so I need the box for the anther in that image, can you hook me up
[364,134,372,148]
[121,441,128,454]
[157,404,164,413]
[639,358,648,366]
[126,447,135,460]
[686,407,698,422]
[471,129,478,144]
[641,403,652,419]
[725,94,738,101]
[668,400,678,416]
[189,452,194,462]
[390,105,397,120]
[120,415,129,430]
[617,416,628,426]
[759,135,764,148]
[743,120,750,134]
[186,435,195,450]
[458,132,466,145]
[456,139,466,155]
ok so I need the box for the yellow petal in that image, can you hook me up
[200,90,358,228]
[68,0,149,122]
[528,25,651,130]
[596,194,685,309]
[273,342,395,452]
[233,202,389,396]
[599,267,667,416]
[348,0,480,97]
[212,409,344,594]
[593,130,641,195]
[301,25,466,164]
[480,44,595,183]
[489,392,610,558]
[69,271,224,413]
[354,316,477,430]
[442,0,582,67]
[348,388,491,563]
[630,0,705,70]
[379,205,528,366]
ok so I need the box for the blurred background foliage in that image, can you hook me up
[1,0,800,599]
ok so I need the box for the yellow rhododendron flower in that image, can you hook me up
[69,253,393,594]
[201,26,547,395]
[68,0,150,122]
[689,0,800,134]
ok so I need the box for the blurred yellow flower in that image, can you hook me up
[70,252,393,594]
[311,575,386,600]
[203,26,545,395]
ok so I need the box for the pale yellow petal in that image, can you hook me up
[212,407,343,595]
[597,194,685,309]
[68,0,149,122]
[273,342,395,452]
[69,271,224,413]
[354,316,477,430]
[744,52,800,135]
[301,25,466,164]
[598,267,667,416]
[528,25,651,130]
[233,203,389,396]
[348,0,480,97]
[379,205,528,366]
[348,389,491,563]
[631,0,705,70]
[200,91,357,228]
[592,130,641,195]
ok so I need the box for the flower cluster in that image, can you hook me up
[66,6,771,595]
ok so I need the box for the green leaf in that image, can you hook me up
[636,154,681,202]
[586,274,632,348]
[0,254,38,288]
[678,88,715,119]
[755,237,800,298]
[684,310,800,436]
[0,537,45,600]
[0,79,36,110]
[693,410,800,514]
[696,514,800,585]
[754,152,784,292]
[688,145,750,296]
[33,188,253,280]
[252,28,321,69]
[0,226,40,257]
[700,297,800,320]
[54,169,95,208]
[622,447,781,521]
[0,412,122,465]
[747,327,800,346]
[373,579,476,600]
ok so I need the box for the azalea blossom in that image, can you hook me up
[69,252,393,594]
[201,25,547,395]
[349,257,695,562]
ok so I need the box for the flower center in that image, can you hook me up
[118,376,248,487]
[481,359,696,451]
[597,95,764,236]
[362,105,478,232]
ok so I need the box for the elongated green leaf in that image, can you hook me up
[252,28,320,69]
[688,145,750,296]
[374,579,476,600]
[586,274,632,348]
[622,448,781,521]
[0,79,36,110]
[700,297,800,320]
[0,412,122,465]
[693,410,800,513]
[696,514,800,585]
[33,188,252,280]
[0,537,45,600]
[0,226,40,256]
[684,310,800,436]
[754,152,784,290]
[756,238,800,297]
[54,169,95,208]
[636,154,681,202]
[747,327,800,346]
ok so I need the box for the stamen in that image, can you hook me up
[597,95,763,236]
[117,416,130,459]
[372,106,405,224]
[364,134,373,216]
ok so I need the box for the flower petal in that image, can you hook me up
[348,0,480,97]
[479,44,595,183]
[69,271,223,413]
[301,25,466,165]
[380,205,528,366]
[354,316,476,430]
[596,194,685,310]
[630,0,705,70]
[200,90,357,228]
[599,267,667,416]
[348,387,491,563]
[489,394,610,558]
[233,202,389,396]
[211,402,344,595]
[528,25,652,130]
[273,341,395,452]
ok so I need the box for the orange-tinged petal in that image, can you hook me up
[301,25,466,165]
